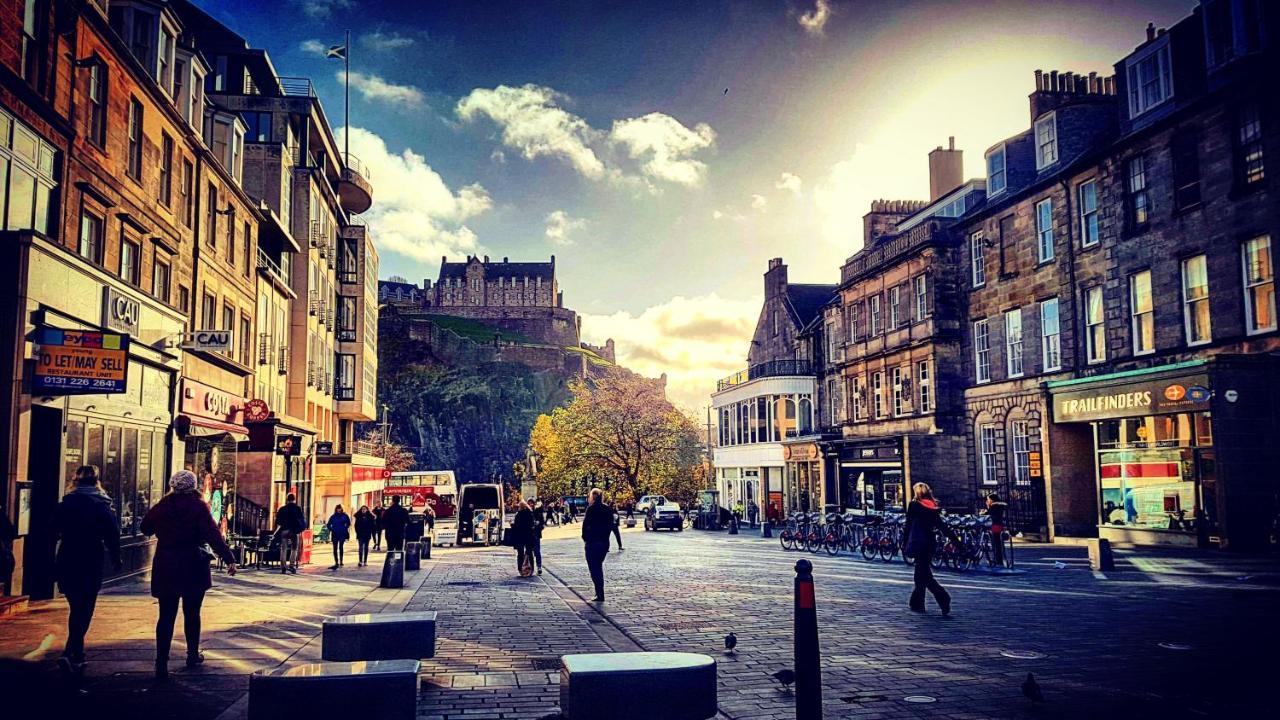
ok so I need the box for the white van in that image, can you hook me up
[457,483,505,545]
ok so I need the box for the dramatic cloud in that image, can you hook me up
[361,31,415,51]
[544,210,587,246]
[798,0,833,36]
[339,70,425,107]
[608,113,716,188]
[456,84,714,189]
[337,127,491,265]
[456,84,606,179]
[813,141,924,250]
[299,39,328,56]
[581,294,759,411]
[775,172,803,195]
[296,0,352,19]
[750,194,768,211]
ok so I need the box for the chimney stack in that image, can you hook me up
[927,138,964,201]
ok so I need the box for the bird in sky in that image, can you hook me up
[723,87,729,95]
[1022,673,1045,704]
[724,632,737,654]
[772,668,796,692]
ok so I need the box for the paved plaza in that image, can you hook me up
[1,525,1276,719]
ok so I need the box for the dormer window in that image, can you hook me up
[158,24,176,95]
[986,145,1007,195]
[1205,0,1263,67]
[1126,37,1173,118]
[1034,113,1058,169]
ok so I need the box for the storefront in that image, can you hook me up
[825,438,905,512]
[177,378,248,536]
[1048,357,1280,549]
[782,440,825,514]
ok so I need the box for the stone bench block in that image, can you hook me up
[560,652,717,720]
[322,611,437,661]
[249,659,419,720]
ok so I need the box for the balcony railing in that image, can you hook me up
[257,247,284,280]
[343,153,372,182]
[337,439,381,457]
[716,359,813,392]
[277,346,288,375]
[278,76,316,98]
[334,386,356,401]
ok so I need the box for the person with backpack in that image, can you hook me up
[326,505,352,569]
[902,482,963,617]
[54,465,122,676]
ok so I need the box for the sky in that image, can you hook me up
[201,0,1194,411]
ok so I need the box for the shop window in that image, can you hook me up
[1041,298,1061,371]
[1097,413,1203,532]
[64,418,85,486]
[1181,255,1211,345]
[1242,235,1275,334]
[979,424,999,486]
[1010,421,1032,486]
[120,428,139,534]
[1078,179,1099,247]
[973,318,991,383]
[1129,271,1155,355]
[103,426,121,527]
[1085,286,1106,363]
[798,397,813,435]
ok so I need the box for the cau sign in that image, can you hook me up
[182,330,233,353]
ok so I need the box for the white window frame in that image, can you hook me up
[889,286,900,328]
[1181,255,1212,346]
[980,424,999,486]
[1130,271,1155,355]
[971,231,986,287]
[852,376,865,421]
[870,295,882,335]
[1085,286,1106,364]
[1243,235,1276,334]
[914,275,928,320]
[1126,37,1174,118]
[1005,308,1024,377]
[1011,421,1032,486]
[917,359,931,413]
[974,319,991,383]
[872,371,885,419]
[891,366,905,417]
[848,302,860,342]
[1035,112,1058,169]
[1040,297,1061,371]
[1079,179,1099,247]
[986,145,1007,195]
[1035,198,1054,262]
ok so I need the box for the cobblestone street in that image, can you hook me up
[1,526,1277,719]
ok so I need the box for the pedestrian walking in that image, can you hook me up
[510,501,535,576]
[902,482,962,617]
[581,488,616,602]
[326,505,351,569]
[54,465,122,676]
[529,501,545,575]
[372,504,384,550]
[141,470,237,681]
[272,494,306,574]
[382,495,410,551]
[354,506,376,566]
[985,493,1009,567]
[610,506,624,551]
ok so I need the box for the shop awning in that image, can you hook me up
[351,479,384,495]
[180,415,250,442]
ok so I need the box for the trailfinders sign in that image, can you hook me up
[1052,373,1211,423]
[31,327,130,394]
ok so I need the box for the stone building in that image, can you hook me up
[424,254,582,347]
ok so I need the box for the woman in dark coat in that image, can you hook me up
[902,482,962,617]
[510,501,535,576]
[353,505,376,567]
[326,505,352,569]
[141,470,236,681]
[55,465,122,675]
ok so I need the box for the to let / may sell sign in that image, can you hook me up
[32,328,129,394]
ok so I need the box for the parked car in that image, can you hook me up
[642,496,684,531]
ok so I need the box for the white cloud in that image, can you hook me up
[775,172,803,195]
[361,31,415,51]
[490,149,506,164]
[299,39,328,56]
[296,0,352,19]
[456,84,606,179]
[750,194,768,211]
[339,70,425,107]
[580,294,760,411]
[712,210,724,220]
[813,141,926,250]
[544,210,587,246]
[337,127,491,264]
[608,113,716,188]
[798,0,833,36]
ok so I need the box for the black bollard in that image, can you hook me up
[794,559,821,720]
[762,518,773,539]
[729,515,739,535]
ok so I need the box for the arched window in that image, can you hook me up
[799,398,813,435]
[783,397,798,439]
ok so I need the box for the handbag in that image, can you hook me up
[519,552,533,577]
[197,543,217,564]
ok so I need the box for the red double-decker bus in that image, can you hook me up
[385,471,457,518]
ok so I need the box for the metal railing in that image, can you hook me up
[257,247,284,280]
[258,333,270,365]
[278,76,316,98]
[337,439,382,457]
[308,290,319,315]
[343,153,371,182]
[277,346,288,375]
[334,386,355,401]
[716,359,813,392]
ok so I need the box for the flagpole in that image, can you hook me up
[344,28,350,171]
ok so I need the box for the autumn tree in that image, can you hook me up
[358,430,415,473]
[529,368,704,504]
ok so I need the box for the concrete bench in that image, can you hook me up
[560,652,717,720]
[248,659,419,720]
[322,611,437,661]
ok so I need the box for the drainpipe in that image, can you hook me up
[1060,178,1081,373]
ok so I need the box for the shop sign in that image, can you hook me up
[1028,451,1042,478]
[1052,373,1211,423]
[181,330,233,353]
[101,287,140,335]
[275,435,301,456]
[181,379,244,424]
[32,327,130,394]
[244,398,271,423]
[315,441,333,455]
[783,443,820,461]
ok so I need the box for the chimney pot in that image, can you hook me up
[503,256,508,263]
[1034,69,1043,90]
[1146,22,1155,41]
[483,255,489,263]
[949,136,955,150]
[1049,70,1059,92]
[1157,27,1166,36]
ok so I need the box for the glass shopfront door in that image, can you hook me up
[1096,412,1209,535]
[1197,450,1220,547]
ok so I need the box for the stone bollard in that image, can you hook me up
[1088,538,1114,571]
[794,559,821,720]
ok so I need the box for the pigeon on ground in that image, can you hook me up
[1022,672,1044,703]
[772,668,796,691]
[724,632,737,654]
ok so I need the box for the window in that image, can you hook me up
[78,211,104,264]
[1005,308,1023,377]
[227,210,237,265]
[914,275,928,320]
[200,292,216,330]
[1035,198,1054,262]
[1011,421,1032,486]
[891,366,905,417]
[158,27,174,94]
[986,146,1007,195]
[1035,113,1058,168]
[19,0,39,82]
[1126,156,1150,229]
[1085,286,1106,363]
[888,286,900,328]
[1243,235,1276,334]
[120,237,141,286]
[848,302,861,341]
[980,424,999,486]
[153,257,170,302]
[240,315,252,367]
[916,360,931,413]
[1130,271,1154,355]
[1126,40,1173,117]
[214,55,227,92]
[974,319,991,383]
[971,231,986,286]
[335,353,356,400]
[243,221,252,277]
[824,321,837,362]
[1171,132,1201,210]
[178,285,190,313]
[872,372,885,419]
[205,182,217,247]
[1079,180,1099,247]
[1237,103,1265,186]
[243,111,271,143]
[127,98,143,181]
[1181,255,1211,345]
[222,304,235,357]
[129,11,154,69]
[1040,298,1061,371]
[2,111,59,235]
[181,159,194,228]
[852,376,865,421]
[159,133,173,206]
[869,295,882,335]
[87,62,107,146]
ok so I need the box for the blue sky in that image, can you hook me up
[199,0,1194,409]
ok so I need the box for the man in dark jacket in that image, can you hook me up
[273,494,306,574]
[510,502,535,575]
[581,488,616,602]
[372,504,385,550]
[55,465,122,675]
[382,496,410,551]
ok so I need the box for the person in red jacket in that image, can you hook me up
[141,470,237,681]
[902,482,962,617]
